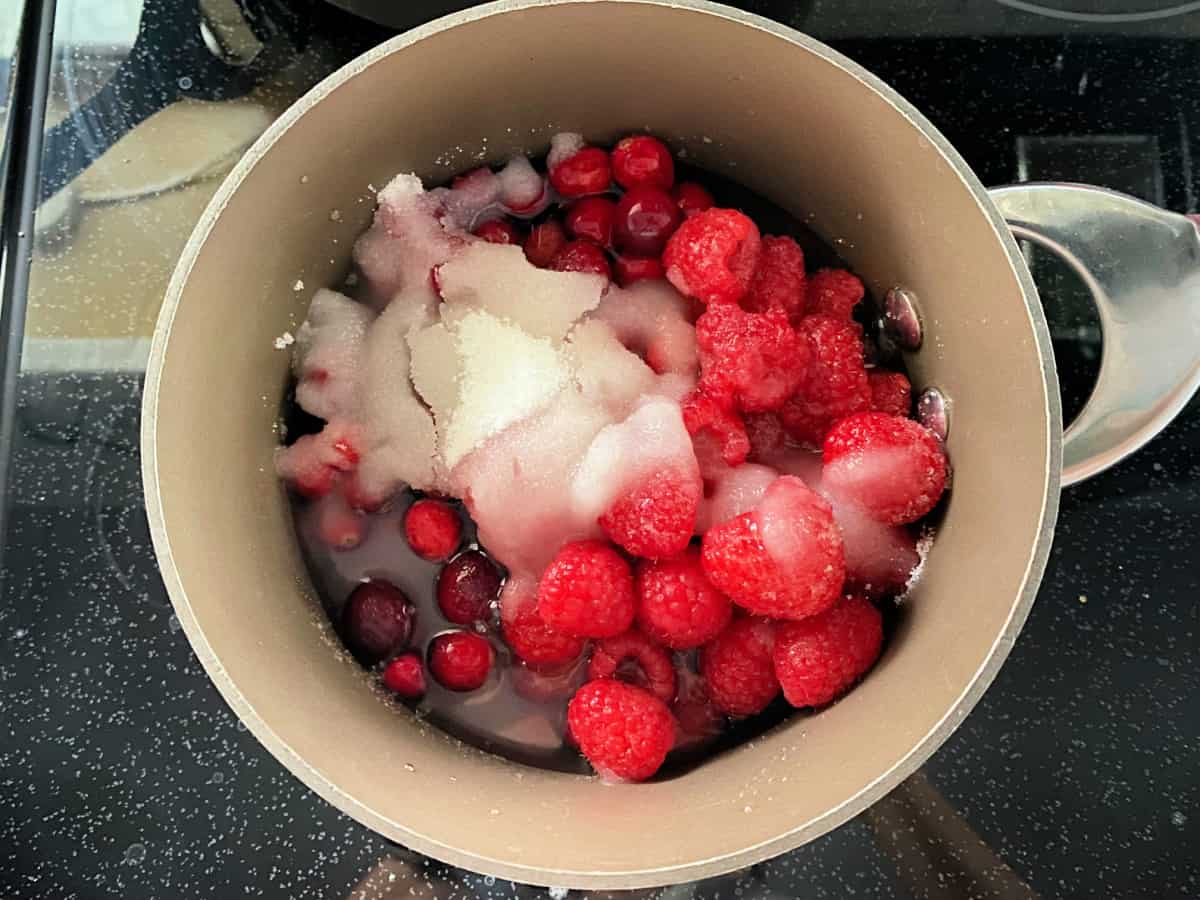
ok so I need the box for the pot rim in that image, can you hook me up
[140,0,1064,887]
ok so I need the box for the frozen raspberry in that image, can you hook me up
[700,617,779,716]
[806,268,864,320]
[744,412,787,462]
[636,549,732,649]
[436,550,502,624]
[567,679,675,781]
[681,388,749,467]
[587,630,677,703]
[342,580,414,665]
[524,219,567,268]
[868,370,912,418]
[473,219,522,245]
[550,240,612,279]
[403,498,462,562]
[780,315,871,447]
[742,235,806,322]
[701,476,845,620]
[773,594,883,707]
[381,652,426,699]
[613,185,682,256]
[537,540,635,639]
[500,579,585,669]
[681,388,744,468]
[614,254,665,286]
[672,181,715,218]
[428,631,493,692]
[663,208,761,305]
[549,146,611,198]
[611,135,675,190]
[822,412,948,525]
[599,467,701,559]
[565,196,617,247]
[696,302,808,413]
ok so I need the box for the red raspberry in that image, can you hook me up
[428,631,493,692]
[613,185,682,256]
[742,235,806,322]
[780,315,871,447]
[403,498,462,562]
[473,219,522,245]
[565,196,617,247]
[663,208,761,305]
[524,219,567,268]
[587,630,677,703]
[500,579,585,669]
[700,476,845,620]
[614,254,665,286]
[672,181,715,218]
[700,617,779,716]
[822,412,948,525]
[436,549,502,624]
[567,679,675,781]
[636,549,732,649]
[744,411,787,462]
[537,540,636,638]
[773,594,883,707]
[868,369,912,418]
[341,580,414,665]
[599,467,701,559]
[696,302,808,413]
[550,240,612,279]
[681,388,749,467]
[610,135,675,190]
[549,146,611,198]
[806,268,864,320]
[381,652,426,699]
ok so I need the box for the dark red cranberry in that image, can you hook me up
[550,240,612,279]
[428,631,493,691]
[548,147,611,198]
[672,181,715,218]
[614,254,665,286]
[611,135,675,191]
[524,219,568,268]
[437,550,502,625]
[382,652,426,699]
[613,185,682,256]
[565,197,617,247]
[342,580,414,665]
[473,219,522,245]
[403,498,461,562]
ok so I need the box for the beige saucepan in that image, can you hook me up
[141,0,1200,889]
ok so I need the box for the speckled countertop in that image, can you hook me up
[1,1,1197,898]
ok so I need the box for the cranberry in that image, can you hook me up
[565,197,617,247]
[614,254,665,286]
[524,219,568,268]
[550,240,612,279]
[382,652,426,699]
[316,499,367,551]
[548,146,611,198]
[342,580,414,665]
[437,550,502,624]
[403,498,462,562]
[428,631,493,691]
[613,185,682,256]
[611,135,675,191]
[672,181,715,218]
[473,219,522,245]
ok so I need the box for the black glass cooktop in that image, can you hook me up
[1,2,1197,897]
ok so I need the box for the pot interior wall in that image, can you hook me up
[146,0,1056,888]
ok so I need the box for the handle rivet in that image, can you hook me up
[916,387,949,441]
[883,287,923,351]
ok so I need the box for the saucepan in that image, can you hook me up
[141,0,1200,889]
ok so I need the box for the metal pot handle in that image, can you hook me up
[989,183,1200,486]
